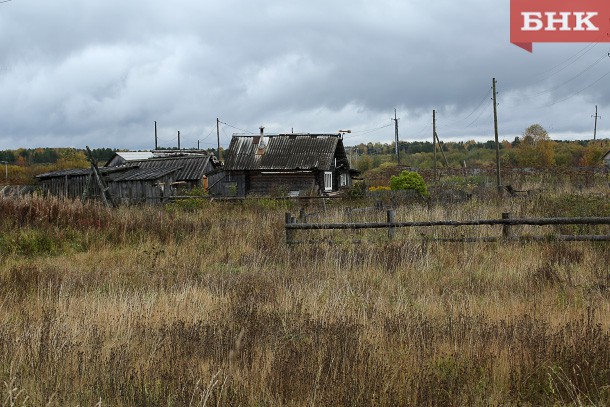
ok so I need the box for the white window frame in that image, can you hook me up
[340,173,348,187]
[324,171,333,192]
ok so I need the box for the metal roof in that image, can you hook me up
[36,155,213,184]
[122,155,212,181]
[224,134,344,171]
[35,166,131,179]
[111,166,182,181]
[114,151,155,161]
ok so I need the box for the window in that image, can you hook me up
[324,171,333,191]
[340,173,348,187]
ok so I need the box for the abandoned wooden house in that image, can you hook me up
[221,133,358,197]
[36,152,222,203]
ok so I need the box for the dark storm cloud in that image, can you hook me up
[0,0,608,150]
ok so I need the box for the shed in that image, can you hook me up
[113,154,221,191]
[36,152,223,203]
[222,133,357,197]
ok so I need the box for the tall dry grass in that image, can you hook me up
[0,189,609,406]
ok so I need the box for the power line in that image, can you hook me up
[465,102,492,128]
[218,120,255,134]
[539,67,610,108]
[344,122,393,138]
[531,53,608,98]
[530,43,598,81]
[437,88,493,130]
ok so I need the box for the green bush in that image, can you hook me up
[390,171,429,196]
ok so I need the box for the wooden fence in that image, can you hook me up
[284,211,610,244]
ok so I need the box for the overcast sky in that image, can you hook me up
[1,0,608,150]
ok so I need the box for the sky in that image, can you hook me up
[0,0,609,151]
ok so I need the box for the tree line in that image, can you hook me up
[351,125,609,174]
[0,147,116,165]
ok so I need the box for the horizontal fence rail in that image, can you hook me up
[284,211,610,244]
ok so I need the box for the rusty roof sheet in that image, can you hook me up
[224,134,341,171]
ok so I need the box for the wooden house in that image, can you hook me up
[36,152,222,203]
[222,133,358,197]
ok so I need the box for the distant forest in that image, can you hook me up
[0,147,117,165]
[351,137,609,173]
[0,132,607,185]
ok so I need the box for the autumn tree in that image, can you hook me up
[515,124,555,167]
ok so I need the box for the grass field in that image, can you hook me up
[1,187,609,406]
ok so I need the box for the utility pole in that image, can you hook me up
[492,78,501,192]
[392,109,400,165]
[216,118,221,159]
[433,110,437,184]
[197,140,200,150]
[178,131,181,150]
[154,121,158,150]
[592,105,601,141]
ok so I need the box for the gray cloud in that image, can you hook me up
[0,0,608,150]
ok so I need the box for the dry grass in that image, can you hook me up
[1,190,609,406]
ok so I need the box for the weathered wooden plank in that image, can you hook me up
[286,217,610,230]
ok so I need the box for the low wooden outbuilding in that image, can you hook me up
[36,152,222,203]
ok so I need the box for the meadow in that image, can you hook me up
[0,182,609,406]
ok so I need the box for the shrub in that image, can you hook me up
[389,171,429,196]
[368,186,391,192]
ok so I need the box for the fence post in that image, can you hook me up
[387,209,395,240]
[502,212,513,240]
[299,207,307,223]
[285,212,294,244]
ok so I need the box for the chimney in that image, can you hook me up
[257,126,266,154]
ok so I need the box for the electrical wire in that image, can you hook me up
[531,52,609,98]
[530,43,598,81]
[464,103,492,128]
[436,88,493,131]
[344,122,393,138]
[218,120,255,134]
[540,67,610,108]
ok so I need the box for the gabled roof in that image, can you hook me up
[36,155,214,182]
[113,151,155,161]
[35,166,132,180]
[111,166,182,181]
[121,155,213,181]
[224,134,346,171]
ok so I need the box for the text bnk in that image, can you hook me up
[521,12,599,31]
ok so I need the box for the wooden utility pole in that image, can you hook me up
[178,130,181,150]
[216,118,221,159]
[492,78,501,191]
[154,121,158,150]
[592,105,601,141]
[434,131,449,167]
[392,109,400,165]
[433,110,437,183]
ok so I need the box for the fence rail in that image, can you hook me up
[284,211,610,244]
